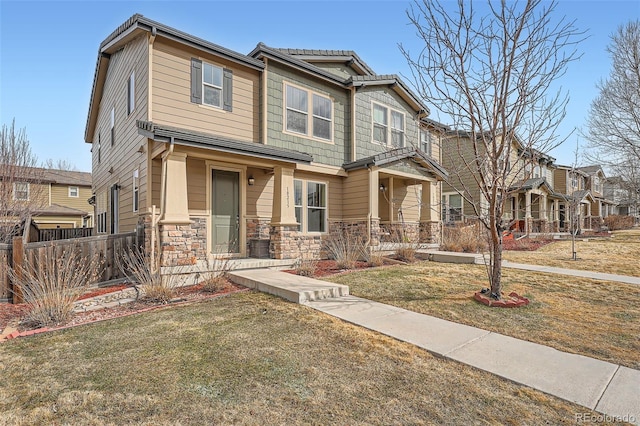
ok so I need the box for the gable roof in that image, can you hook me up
[137,121,313,164]
[0,167,91,186]
[250,43,430,117]
[342,147,448,180]
[270,48,375,76]
[85,14,264,143]
[509,177,562,198]
[34,204,90,217]
[576,165,604,176]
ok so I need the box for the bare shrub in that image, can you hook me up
[324,227,367,269]
[604,215,635,231]
[9,245,102,327]
[385,225,419,262]
[294,258,318,277]
[365,251,386,267]
[118,247,175,304]
[201,245,236,293]
[441,224,488,253]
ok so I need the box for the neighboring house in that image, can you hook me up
[441,131,563,234]
[1,167,92,229]
[84,15,448,267]
[604,176,640,220]
[553,165,612,232]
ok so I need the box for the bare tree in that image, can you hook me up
[0,120,46,243]
[401,0,583,298]
[42,158,78,171]
[584,21,640,184]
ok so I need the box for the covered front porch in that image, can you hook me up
[508,178,561,234]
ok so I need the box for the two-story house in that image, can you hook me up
[605,176,640,220]
[84,15,447,268]
[2,167,92,230]
[441,131,562,234]
[553,165,613,232]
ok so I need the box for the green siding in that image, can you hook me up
[354,87,423,161]
[385,159,433,179]
[265,62,350,167]
[312,63,360,79]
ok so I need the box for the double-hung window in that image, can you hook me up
[190,58,233,111]
[420,129,432,156]
[13,182,29,201]
[285,83,332,141]
[373,103,404,147]
[442,193,463,223]
[294,179,327,233]
[69,186,79,198]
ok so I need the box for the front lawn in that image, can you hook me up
[327,262,640,369]
[503,229,640,276]
[0,292,601,424]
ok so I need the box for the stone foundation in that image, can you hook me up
[246,218,271,255]
[160,217,207,267]
[419,221,441,244]
[270,225,322,260]
[380,222,420,243]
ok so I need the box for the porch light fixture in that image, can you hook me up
[379,183,386,192]
[248,176,255,186]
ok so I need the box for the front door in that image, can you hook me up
[211,170,239,254]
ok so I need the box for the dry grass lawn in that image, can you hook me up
[0,292,608,424]
[503,229,640,276]
[327,262,640,370]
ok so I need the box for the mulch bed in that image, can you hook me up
[1,280,245,335]
[503,239,553,251]
[285,259,382,278]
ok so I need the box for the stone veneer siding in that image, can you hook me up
[380,222,420,243]
[419,221,441,244]
[270,225,323,260]
[160,217,207,267]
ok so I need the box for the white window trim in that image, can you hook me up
[441,192,463,223]
[371,101,405,148]
[283,81,333,144]
[127,71,135,115]
[133,169,139,213]
[13,182,30,201]
[202,61,223,109]
[420,129,432,156]
[68,186,79,198]
[294,178,328,234]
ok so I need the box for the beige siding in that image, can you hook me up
[247,167,274,218]
[152,39,259,142]
[554,169,567,195]
[34,216,83,229]
[343,169,370,218]
[186,158,207,213]
[91,34,149,233]
[50,185,92,213]
[394,181,421,222]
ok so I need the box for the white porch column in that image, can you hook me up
[541,194,548,221]
[271,166,297,225]
[161,152,190,224]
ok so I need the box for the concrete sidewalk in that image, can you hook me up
[229,269,639,424]
[502,261,640,285]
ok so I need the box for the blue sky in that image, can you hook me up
[1,0,638,172]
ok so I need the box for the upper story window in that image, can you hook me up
[593,176,602,193]
[571,173,578,188]
[68,186,79,198]
[127,71,135,115]
[373,102,404,148]
[285,83,332,142]
[420,129,432,156]
[190,58,233,111]
[13,182,29,201]
[294,179,327,233]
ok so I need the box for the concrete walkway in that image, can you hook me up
[502,261,640,285]
[229,268,640,424]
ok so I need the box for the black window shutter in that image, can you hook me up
[223,68,233,112]
[191,58,202,104]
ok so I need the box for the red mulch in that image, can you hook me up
[285,259,377,278]
[78,283,131,300]
[1,280,245,335]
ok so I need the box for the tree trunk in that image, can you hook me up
[489,225,503,299]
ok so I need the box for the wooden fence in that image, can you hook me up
[38,227,93,242]
[0,244,11,302]
[2,232,140,304]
